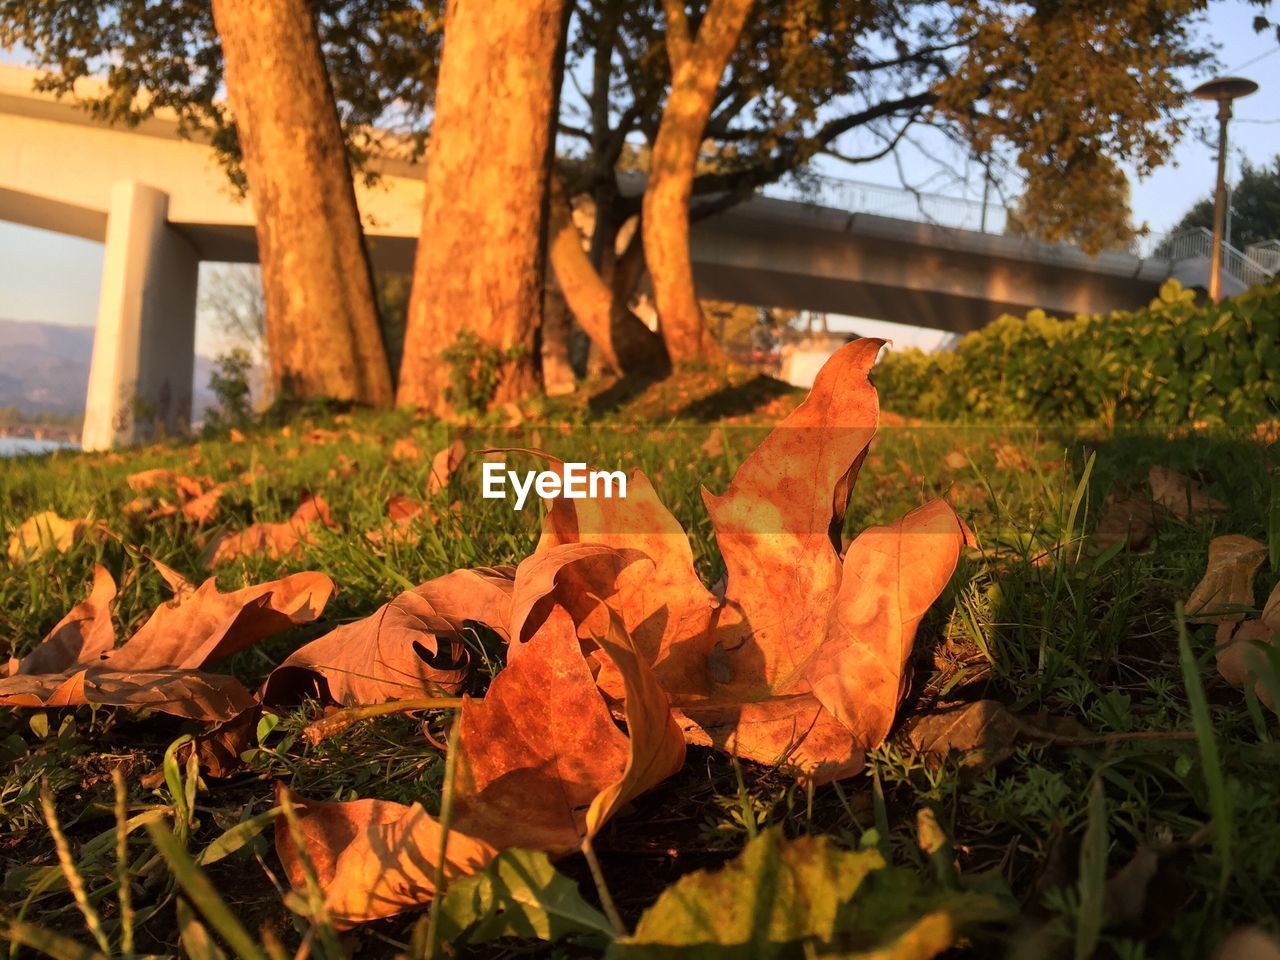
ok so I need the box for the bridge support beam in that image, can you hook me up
[82,181,198,450]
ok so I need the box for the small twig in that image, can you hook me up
[302,697,465,744]
[581,835,626,937]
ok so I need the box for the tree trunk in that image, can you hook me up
[548,178,668,376]
[541,276,577,396]
[396,0,567,413]
[211,0,392,406]
[642,0,753,365]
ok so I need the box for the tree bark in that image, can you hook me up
[642,0,754,365]
[548,178,668,376]
[396,0,567,413]
[211,0,392,406]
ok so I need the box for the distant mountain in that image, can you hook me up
[0,319,217,421]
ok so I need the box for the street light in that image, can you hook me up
[1191,76,1258,302]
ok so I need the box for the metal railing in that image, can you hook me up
[759,172,1008,234]
[756,173,1280,291]
[1246,239,1280,276]
[1153,227,1279,290]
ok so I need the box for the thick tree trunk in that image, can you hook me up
[548,178,668,376]
[211,0,392,406]
[396,0,566,413]
[643,0,753,365]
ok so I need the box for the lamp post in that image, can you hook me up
[1191,76,1258,302]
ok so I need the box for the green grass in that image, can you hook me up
[1,384,1278,958]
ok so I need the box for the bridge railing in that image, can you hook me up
[759,173,1008,234]
[1246,239,1280,276]
[1154,227,1278,290]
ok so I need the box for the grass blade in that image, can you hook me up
[1075,779,1108,960]
[3,921,107,960]
[1176,603,1233,900]
[144,819,269,960]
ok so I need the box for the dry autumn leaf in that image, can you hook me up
[1094,489,1162,553]
[519,339,968,783]
[429,438,467,495]
[1186,535,1267,624]
[262,566,514,704]
[904,700,1023,773]
[391,436,422,462]
[278,546,684,925]
[0,564,333,720]
[7,511,103,563]
[1215,580,1280,711]
[1149,466,1227,520]
[203,492,337,567]
[364,495,436,550]
[126,469,227,525]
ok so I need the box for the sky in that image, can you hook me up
[0,1,1277,357]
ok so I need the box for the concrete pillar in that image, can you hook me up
[82,181,198,450]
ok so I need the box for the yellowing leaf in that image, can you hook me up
[608,827,1004,959]
[7,511,100,563]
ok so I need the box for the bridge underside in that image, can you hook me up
[2,62,1184,447]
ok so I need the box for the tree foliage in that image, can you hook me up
[0,0,442,189]
[1170,154,1280,249]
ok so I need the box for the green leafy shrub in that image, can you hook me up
[442,330,525,415]
[203,348,256,434]
[875,280,1280,425]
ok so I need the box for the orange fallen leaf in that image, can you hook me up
[429,439,467,495]
[0,564,333,720]
[391,437,422,462]
[943,451,968,470]
[364,495,436,550]
[1186,535,1267,624]
[991,444,1034,472]
[1149,466,1227,520]
[701,429,724,459]
[522,339,968,782]
[125,470,227,525]
[263,566,513,704]
[275,788,496,928]
[4,564,116,677]
[279,548,683,924]
[203,493,336,567]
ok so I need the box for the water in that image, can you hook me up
[0,437,77,457]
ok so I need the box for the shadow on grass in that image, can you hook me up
[674,374,798,422]
[586,369,670,418]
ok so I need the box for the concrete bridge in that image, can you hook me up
[0,63,1254,448]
